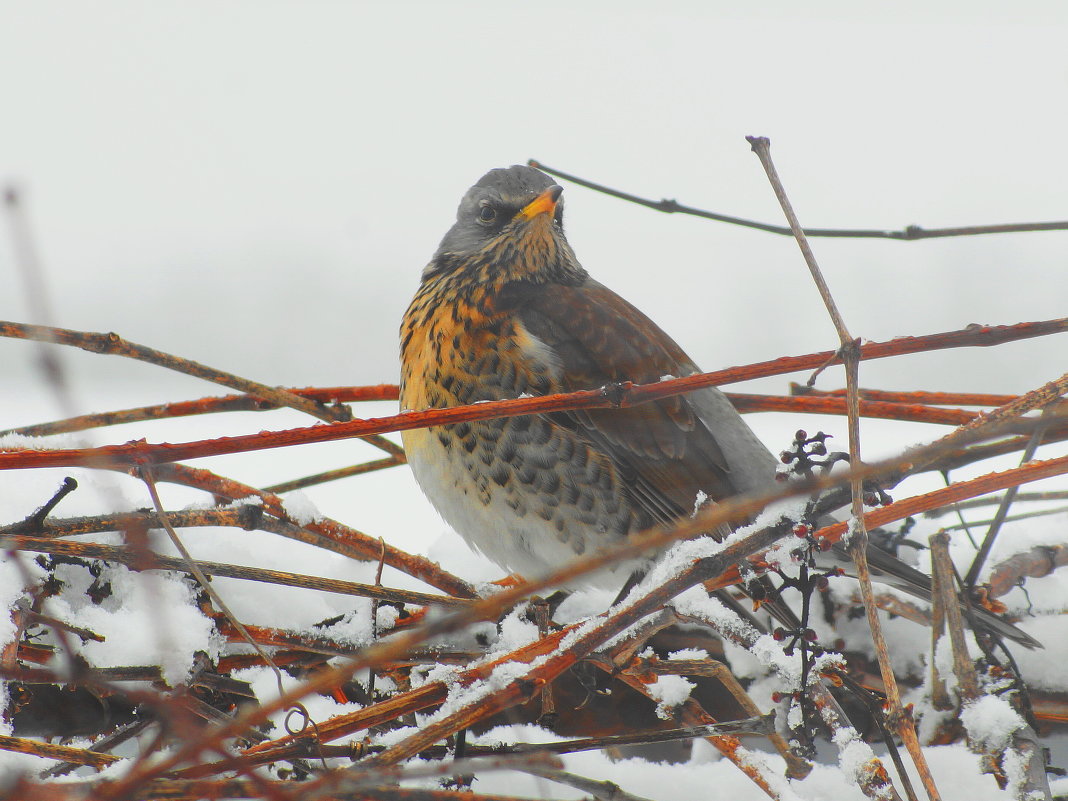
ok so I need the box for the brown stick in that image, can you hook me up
[729,393,978,426]
[928,533,980,702]
[2,536,470,608]
[150,463,477,599]
[928,555,954,713]
[987,544,1068,598]
[747,134,927,801]
[0,320,350,424]
[0,734,119,769]
[0,385,399,438]
[0,494,474,601]
[791,385,1022,408]
[263,454,406,493]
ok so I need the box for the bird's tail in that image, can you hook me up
[825,543,1042,649]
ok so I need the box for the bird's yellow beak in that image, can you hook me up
[517,185,563,221]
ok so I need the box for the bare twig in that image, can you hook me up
[964,406,1057,587]
[497,714,775,755]
[730,393,979,426]
[0,385,399,438]
[3,188,75,412]
[747,134,931,801]
[263,454,406,493]
[987,543,1068,598]
[150,462,477,598]
[2,535,469,608]
[528,159,1068,240]
[929,533,980,702]
[935,505,1068,534]
[0,734,120,770]
[0,320,349,424]
[517,765,659,801]
[791,385,1023,408]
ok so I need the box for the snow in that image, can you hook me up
[375,603,401,632]
[322,604,377,646]
[233,665,363,736]
[281,490,321,526]
[496,608,540,651]
[832,726,885,795]
[47,566,220,687]
[441,740,1025,801]
[646,674,696,720]
[667,648,710,661]
[960,695,1026,753]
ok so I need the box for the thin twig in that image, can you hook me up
[517,765,658,801]
[964,406,1056,587]
[3,188,75,414]
[730,393,979,426]
[929,532,980,701]
[747,134,931,801]
[2,535,469,608]
[936,505,1068,533]
[923,490,1068,518]
[527,159,1068,240]
[987,544,1068,598]
[139,469,298,729]
[0,320,349,424]
[0,385,399,438]
[0,734,120,769]
[497,714,775,755]
[149,462,477,598]
[263,454,406,493]
[40,718,153,779]
[791,385,1023,408]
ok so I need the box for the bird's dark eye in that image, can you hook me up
[478,204,497,223]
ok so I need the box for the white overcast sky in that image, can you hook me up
[2,1,1066,406]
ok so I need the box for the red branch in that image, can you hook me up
[2,318,1064,472]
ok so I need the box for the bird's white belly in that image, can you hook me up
[402,425,631,588]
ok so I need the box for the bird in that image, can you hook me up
[399,164,1040,649]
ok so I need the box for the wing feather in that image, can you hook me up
[499,277,739,525]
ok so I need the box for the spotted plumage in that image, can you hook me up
[397,165,1040,648]
[399,165,774,583]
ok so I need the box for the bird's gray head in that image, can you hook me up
[432,165,567,261]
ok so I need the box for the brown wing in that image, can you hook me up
[498,277,739,526]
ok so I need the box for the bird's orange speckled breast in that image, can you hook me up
[399,275,545,414]
[398,271,637,579]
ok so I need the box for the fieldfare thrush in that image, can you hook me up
[400,164,1039,648]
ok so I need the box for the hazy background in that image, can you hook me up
[2,1,1067,555]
